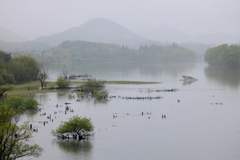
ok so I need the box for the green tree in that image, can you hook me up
[0,101,43,160]
[52,115,94,140]
[5,96,38,110]
[204,44,240,68]
[0,52,15,85]
[0,50,12,63]
[77,79,105,92]
[56,77,70,88]
[0,85,14,98]
[4,96,24,109]
[8,55,39,83]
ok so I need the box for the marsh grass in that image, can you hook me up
[6,80,159,96]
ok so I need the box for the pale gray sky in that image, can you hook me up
[1,0,240,40]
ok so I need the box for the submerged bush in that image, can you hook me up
[56,77,70,88]
[92,90,108,100]
[77,79,105,92]
[52,115,94,140]
[182,75,197,81]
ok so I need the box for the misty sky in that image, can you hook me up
[1,0,240,40]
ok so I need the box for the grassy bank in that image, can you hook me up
[6,80,160,96]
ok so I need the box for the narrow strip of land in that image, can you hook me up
[6,80,161,96]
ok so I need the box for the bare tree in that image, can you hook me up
[38,65,49,89]
[61,65,69,80]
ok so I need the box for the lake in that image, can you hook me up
[21,62,240,160]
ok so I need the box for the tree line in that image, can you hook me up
[204,44,240,68]
[0,50,39,85]
[30,40,197,64]
[0,50,41,97]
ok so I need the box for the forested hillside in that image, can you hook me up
[204,44,240,68]
[31,40,197,64]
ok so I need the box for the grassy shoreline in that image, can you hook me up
[6,80,161,96]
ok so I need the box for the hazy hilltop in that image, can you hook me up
[137,24,240,45]
[137,24,192,43]
[2,17,238,54]
[0,27,27,42]
[0,40,48,52]
[33,18,147,47]
[193,33,240,44]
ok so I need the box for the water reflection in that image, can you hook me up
[93,99,109,105]
[24,108,38,118]
[37,94,49,106]
[47,62,197,81]
[204,65,240,89]
[20,62,240,160]
[138,62,196,78]
[57,91,70,100]
[53,139,92,155]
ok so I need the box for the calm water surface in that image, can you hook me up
[21,62,240,160]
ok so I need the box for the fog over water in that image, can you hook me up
[1,0,240,40]
[21,62,240,160]
[1,1,240,159]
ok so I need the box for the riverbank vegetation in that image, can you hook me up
[0,51,39,85]
[6,80,159,96]
[204,44,240,68]
[0,98,43,159]
[0,50,41,97]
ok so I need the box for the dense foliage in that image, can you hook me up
[0,100,43,159]
[52,116,94,140]
[8,55,39,82]
[6,96,38,110]
[0,51,40,85]
[76,79,108,100]
[55,77,70,88]
[92,90,108,100]
[31,40,196,64]
[138,43,196,62]
[77,79,106,92]
[0,85,14,97]
[204,44,240,68]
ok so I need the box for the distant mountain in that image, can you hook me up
[139,24,193,43]
[33,18,147,47]
[139,24,240,45]
[193,33,240,44]
[0,27,27,42]
[0,40,48,52]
